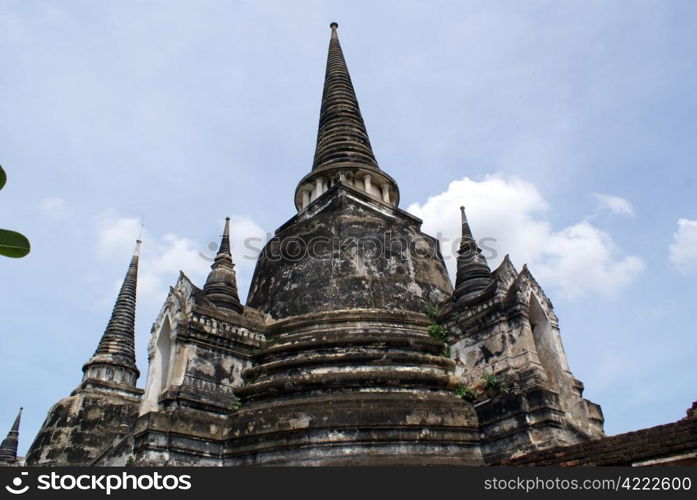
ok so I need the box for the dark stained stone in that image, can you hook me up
[247,186,453,319]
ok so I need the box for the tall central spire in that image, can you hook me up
[312,22,379,171]
[294,23,400,211]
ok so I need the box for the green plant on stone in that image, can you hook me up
[231,395,242,413]
[455,384,478,403]
[125,455,135,466]
[427,323,447,342]
[483,372,501,391]
[424,301,449,350]
[483,372,512,395]
[424,301,439,322]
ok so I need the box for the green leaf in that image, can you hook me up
[0,229,31,258]
[0,165,6,191]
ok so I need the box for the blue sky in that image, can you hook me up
[1,0,696,455]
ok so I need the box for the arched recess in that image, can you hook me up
[528,294,565,391]
[141,315,174,414]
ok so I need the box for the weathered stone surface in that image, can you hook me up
[25,389,141,466]
[444,256,605,461]
[140,272,263,417]
[498,402,697,466]
[248,186,452,320]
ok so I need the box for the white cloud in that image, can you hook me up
[96,214,267,306]
[593,193,634,216]
[669,218,697,275]
[228,216,268,300]
[408,174,644,298]
[534,221,644,298]
[229,216,268,269]
[39,197,72,220]
[97,215,142,260]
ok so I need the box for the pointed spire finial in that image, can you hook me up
[459,206,475,242]
[215,216,232,260]
[12,408,22,432]
[311,22,379,172]
[203,217,242,313]
[294,23,401,211]
[0,407,23,463]
[136,224,144,249]
[454,205,491,302]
